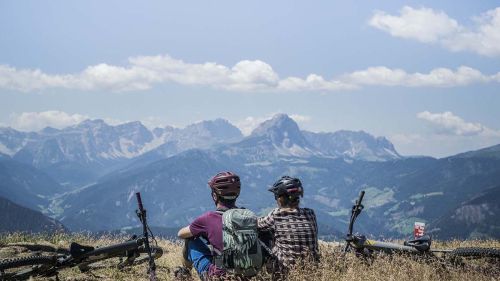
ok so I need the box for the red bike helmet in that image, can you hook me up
[208,171,241,200]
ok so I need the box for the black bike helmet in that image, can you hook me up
[268,176,304,199]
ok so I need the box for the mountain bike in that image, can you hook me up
[343,191,500,267]
[0,192,163,281]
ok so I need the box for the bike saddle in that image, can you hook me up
[70,242,95,258]
[404,235,432,252]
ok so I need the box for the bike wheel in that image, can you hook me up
[450,247,500,258]
[447,247,500,276]
[0,255,57,280]
[4,243,69,255]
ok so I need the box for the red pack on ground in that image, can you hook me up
[414,222,425,238]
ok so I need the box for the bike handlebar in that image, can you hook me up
[134,192,157,281]
[136,192,144,212]
[346,190,365,240]
[356,190,365,207]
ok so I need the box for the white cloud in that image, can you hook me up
[235,116,269,136]
[416,111,500,137]
[344,66,491,87]
[139,116,171,129]
[289,114,312,123]
[278,74,356,91]
[369,6,500,57]
[227,60,280,91]
[370,6,459,43]
[0,54,498,93]
[0,55,281,93]
[4,111,180,132]
[389,111,500,157]
[9,111,89,131]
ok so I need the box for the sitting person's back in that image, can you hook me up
[259,207,318,266]
[176,171,241,280]
[258,176,319,270]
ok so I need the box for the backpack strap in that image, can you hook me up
[216,206,228,214]
[198,236,222,256]
[208,244,222,256]
[216,205,244,213]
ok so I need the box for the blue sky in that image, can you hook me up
[1,0,499,157]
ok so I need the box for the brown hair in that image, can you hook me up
[277,195,300,209]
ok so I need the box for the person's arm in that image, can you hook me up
[311,209,318,236]
[310,209,320,255]
[177,226,193,239]
[178,212,208,239]
[257,209,275,232]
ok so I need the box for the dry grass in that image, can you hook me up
[0,233,498,281]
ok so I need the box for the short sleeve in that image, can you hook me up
[257,209,275,232]
[189,213,209,237]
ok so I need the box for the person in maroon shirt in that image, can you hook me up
[175,171,241,280]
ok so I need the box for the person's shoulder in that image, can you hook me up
[300,207,316,215]
[262,208,280,217]
[194,210,221,220]
[270,207,280,214]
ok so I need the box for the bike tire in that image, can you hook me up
[450,247,500,258]
[0,255,57,281]
[0,255,56,271]
[4,243,69,255]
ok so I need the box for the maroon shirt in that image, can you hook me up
[189,211,224,253]
[189,207,234,276]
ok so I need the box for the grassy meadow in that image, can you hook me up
[0,233,499,281]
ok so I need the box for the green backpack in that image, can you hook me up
[214,208,263,277]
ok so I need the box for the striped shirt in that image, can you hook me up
[257,207,319,267]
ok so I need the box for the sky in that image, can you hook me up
[0,0,499,157]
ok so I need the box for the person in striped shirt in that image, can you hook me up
[257,176,320,274]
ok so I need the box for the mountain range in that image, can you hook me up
[0,114,498,239]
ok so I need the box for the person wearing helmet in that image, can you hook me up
[175,171,241,280]
[258,176,319,274]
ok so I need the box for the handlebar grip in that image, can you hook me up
[357,190,365,205]
[136,192,144,211]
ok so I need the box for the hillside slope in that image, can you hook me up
[0,196,66,233]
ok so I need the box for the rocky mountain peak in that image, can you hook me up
[115,121,150,134]
[251,114,299,136]
[74,119,108,130]
[39,127,60,135]
[185,118,243,142]
[244,114,314,157]
[303,130,401,161]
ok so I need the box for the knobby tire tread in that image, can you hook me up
[0,255,56,270]
[450,247,500,258]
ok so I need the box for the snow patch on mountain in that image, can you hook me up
[0,143,14,156]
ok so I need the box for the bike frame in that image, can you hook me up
[70,238,148,266]
[135,192,157,281]
[344,191,429,255]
